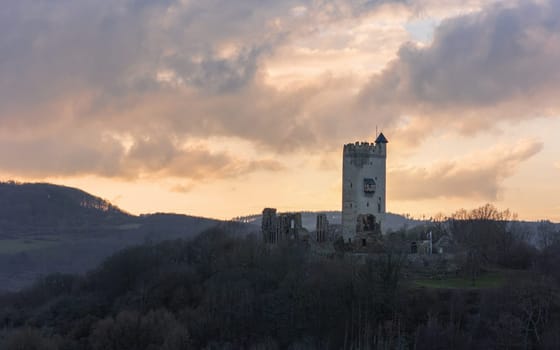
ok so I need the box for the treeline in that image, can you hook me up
[390,204,556,273]
[2,225,560,349]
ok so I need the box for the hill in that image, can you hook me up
[0,181,133,237]
[0,182,249,292]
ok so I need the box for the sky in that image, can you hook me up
[1,0,560,222]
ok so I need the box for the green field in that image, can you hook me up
[0,238,63,254]
[414,271,506,289]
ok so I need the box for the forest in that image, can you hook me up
[1,204,560,349]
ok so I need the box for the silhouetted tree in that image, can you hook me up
[449,204,514,284]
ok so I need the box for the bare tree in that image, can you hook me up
[449,204,515,285]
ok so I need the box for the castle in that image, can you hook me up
[341,133,388,246]
[262,133,388,246]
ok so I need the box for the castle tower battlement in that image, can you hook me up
[343,141,386,159]
[341,133,388,245]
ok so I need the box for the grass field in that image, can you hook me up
[414,271,507,289]
[0,238,63,254]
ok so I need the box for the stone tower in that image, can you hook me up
[341,133,388,245]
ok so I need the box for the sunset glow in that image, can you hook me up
[2,0,560,222]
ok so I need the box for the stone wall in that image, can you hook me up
[261,208,303,243]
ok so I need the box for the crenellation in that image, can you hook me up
[343,142,385,158]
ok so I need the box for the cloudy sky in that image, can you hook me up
[2,0,559,221]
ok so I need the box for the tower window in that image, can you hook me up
[364,178,376,194]
[378,203,381,213]
[366,202,369,207]
[350,182,352,188]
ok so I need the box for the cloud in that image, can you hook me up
[0,0,405,155]
[0,0,557,183]
[0,132,126,178]
[360,0,560,137]
[0,0,403,118]
[0,131,285,181]
[389,139,543,200]
[170,183,195,194]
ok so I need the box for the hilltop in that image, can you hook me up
[0,181,133,237]
[0,182,248,292]
[0,181,227,237]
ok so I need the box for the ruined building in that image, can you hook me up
[342,133,388,246]
[261,208,303,244]
[316,213,329,242]
[261,208,278,243]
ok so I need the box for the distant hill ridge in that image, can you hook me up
[0,182,231,292]
[0,182,225,238]
[0,181,135,234]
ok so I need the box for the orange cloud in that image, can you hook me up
[389,139,543,200]
[1,0,558,185]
